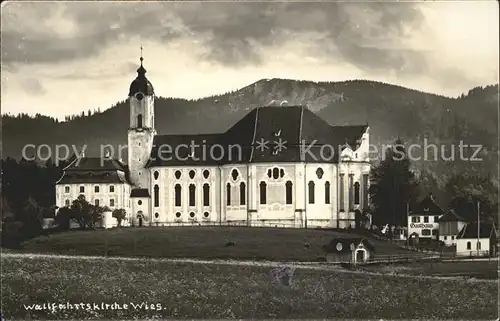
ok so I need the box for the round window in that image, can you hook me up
[138,200,142,205]
[175,212,181,218]
[175,170,182,179]
[189,212,195,218]
[189,170,195,179]
[203,212,209,218]
[154,213,159,219]
[203,169,210,179]
[336,242,343,251]
[154,171,159,180]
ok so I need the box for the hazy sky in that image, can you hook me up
[1,1,498,120]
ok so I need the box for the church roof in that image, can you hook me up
[147,106,368,167]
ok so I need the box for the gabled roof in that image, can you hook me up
[409,193,445,216]
[146,106,368,167]
[457,222,497,239]
[438,209,466,222]
[322,237,375,254]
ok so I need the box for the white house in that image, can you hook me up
[407,193,444,240]
[55,54,371,229]
[437,209,467,246]
[456,222,498,257]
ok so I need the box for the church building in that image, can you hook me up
[55,55,371,229]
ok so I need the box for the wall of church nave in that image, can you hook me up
[149,166,220,224]
[221,164,249,220]
[337,162,370,212]
[56,183,130,211]
[303,164,337,222]
[337,211,356,229]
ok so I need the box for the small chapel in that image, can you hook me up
[55,53,371,229]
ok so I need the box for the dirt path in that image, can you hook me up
[1,252,496,283]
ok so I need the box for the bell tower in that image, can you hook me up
[127,47,156,188]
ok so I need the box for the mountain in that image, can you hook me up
[1,79,498,188]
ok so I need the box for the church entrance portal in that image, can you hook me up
[355,249,365,262]
[137,212,144,227]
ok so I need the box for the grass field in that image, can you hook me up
[358,260,499,279]
[17,227,421,261]
[1,255,497,320]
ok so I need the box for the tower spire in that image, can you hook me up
[137,45,146,76]
[140,45,143,66]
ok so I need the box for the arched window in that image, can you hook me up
[175,184,181,207]
[226,183,231,206]
[354,182,360,205]
[260,181,267,204]
[231,169,239,181]
[325,181,330,204]
[466,241,471,250]
[348,174,354,210]
[65,199,70,206]
[154,185,159,207]
[189,184,196,207]
[240,182,246,205]
[476,242,481,250]
[339,174,345,211]
[95,199,100,207]
[272,168,279,179]
[285,181,293,204]
[64,186,70,193]
[109,185,115,193]
[154,171,159,180]
[308,181,315,204]
[137,114,143,128]
[94,185,99,193]
[203,183,210,206]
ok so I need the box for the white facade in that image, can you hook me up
[408,214,441,239]
[55,57,371,229]
[56,182,131,212]
[456,238,490,257]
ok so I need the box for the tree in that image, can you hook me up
[445,173,498,223]
[54,206,72,230]
[69,195,105,229]
[18,197,44,238]
[112,208,127,227]
[369,139,420,228]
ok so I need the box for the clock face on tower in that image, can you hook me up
[136,93,144,100]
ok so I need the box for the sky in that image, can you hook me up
[1,1,498,120]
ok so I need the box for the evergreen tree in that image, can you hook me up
[445,173,498,223]
[369,139,420,228]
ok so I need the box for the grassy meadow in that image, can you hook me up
[359,260,499,279]
[1,255,498,320]
[19,226,420,261]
